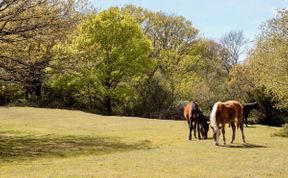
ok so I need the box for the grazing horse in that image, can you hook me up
[243,102,259,127]
[210,100,245,145]
[183,101,209,140]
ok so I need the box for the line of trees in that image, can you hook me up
[0,2,287,125]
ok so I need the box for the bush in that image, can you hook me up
[0,83,24,105]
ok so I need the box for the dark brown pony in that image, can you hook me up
[184,101,209,140]
[243,102,259,127]
[210,100,245,145]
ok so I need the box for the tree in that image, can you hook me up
[247,9,288,109]
[228,64,255,100]
[183,39,230,108]
[0,0,89,100]
[122,5,199,108]
[54,7,152,114]
[220,30,248,72]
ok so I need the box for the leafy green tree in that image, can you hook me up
[121,5,235,115]
[122,5,199,107]
[53,7,152,114]
[247,9,288,109]
[228,64,255,101]
[181,39,230,109]
[0,0,89,100]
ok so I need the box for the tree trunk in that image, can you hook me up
[35,81,42,99]
[105,96,112,115]
[24,84,32,100]
[32,79,42,100]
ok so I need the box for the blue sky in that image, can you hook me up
[90,0,288,41]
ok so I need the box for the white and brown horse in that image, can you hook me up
[184,101,209,140]
[210,100,245,145]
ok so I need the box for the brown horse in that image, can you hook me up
[184,101,209,140]
[210,100,245,145]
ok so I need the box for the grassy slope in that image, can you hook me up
[0,107,287,178]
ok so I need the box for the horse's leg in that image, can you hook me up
[244,114,248,127]
[193,121,197,138]
[197,121,201,140]
[240,122,246,143]
[230,123,236,144]
[221,123,226,145]
[188,120,192,140]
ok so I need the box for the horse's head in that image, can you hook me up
[200,114,209,139]
[209,126,219,145]
[254,102,260,110]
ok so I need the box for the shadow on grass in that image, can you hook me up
[219,143,267,149]
[0,132,152,162]
[245,125,257,128]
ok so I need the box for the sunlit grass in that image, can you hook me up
[273,124,288,137]
[0,107,287,178]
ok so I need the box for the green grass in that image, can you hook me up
[273,124,288,137]
[0,107,287,178]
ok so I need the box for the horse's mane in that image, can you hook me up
[210,102,220,129]
[244,102,258,107]
[177,100,190,108]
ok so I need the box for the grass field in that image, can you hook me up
[0,107,287,178]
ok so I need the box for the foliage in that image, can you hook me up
[0,82,24,105]
[183,39,230,110]
[52,7,152,114]
[220,30,248,72]
[249,87,285,126]
[0,3,286,123]
[131,72,173,117]
[0,0,90,100]
[247,9,288,109]
[121,5,231,114]
[228,64,255,101]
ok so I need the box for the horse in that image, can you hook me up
[210,100,245,145]
[243,102,259,127]
[183,101,209,140]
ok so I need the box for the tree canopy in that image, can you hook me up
[0,3,287,124]
[52,7,152,114]
[247,9,288,109]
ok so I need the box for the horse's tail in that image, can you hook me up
[184,112,189,121]
[210,102,219,129]
[238,103,244,128]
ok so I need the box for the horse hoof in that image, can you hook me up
[214,142,219,146]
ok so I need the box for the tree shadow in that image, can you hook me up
[219,143,267,149]
[0,132,152,162]
[245,125,257,128]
